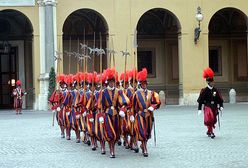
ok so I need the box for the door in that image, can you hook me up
[0,47,17,109]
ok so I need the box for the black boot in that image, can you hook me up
[206,132,211,137]
[210,133,215,139]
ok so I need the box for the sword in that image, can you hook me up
[217,110,221,130]
[153,116,157,146]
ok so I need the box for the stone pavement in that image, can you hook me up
[0,104,248,168]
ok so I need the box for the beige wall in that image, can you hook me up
[1,0,248,106]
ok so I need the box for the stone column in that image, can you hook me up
[44,0,56,72]
[178,29,208,105]
[36,0,57,110]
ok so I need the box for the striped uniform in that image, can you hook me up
[133,89,161,141]
[94,90,105,141]
[49,90,64,126]
[98,88,130,142]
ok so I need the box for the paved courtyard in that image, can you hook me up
[0,104,248,168]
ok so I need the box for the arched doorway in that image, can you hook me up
[136,8,181,104]
[0,9,33,109]
[62,9,109,74]
[209,8,248,101]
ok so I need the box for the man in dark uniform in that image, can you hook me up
[197,67,224,139]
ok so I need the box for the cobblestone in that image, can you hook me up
[0,104,248,168]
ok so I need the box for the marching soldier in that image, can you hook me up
[126,69,138,152]
[12,80,26,115]
[49,74,66,138]
[98,68,130,158]
[197,67,224,139]
[84,73,97,150]
[133,68,161,157]
[62,75,74,140]
[95,73,107,154]
[119,72,129,148]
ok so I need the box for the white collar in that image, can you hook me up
[207,85,213,90]
[107,86,115,91]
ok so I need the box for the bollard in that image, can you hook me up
[159,91,165,106]
[229,88,236,104]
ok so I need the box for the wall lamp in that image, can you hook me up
[194,7,204,44]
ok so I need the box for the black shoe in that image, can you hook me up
[76,139,80,143]
[143,153,148,157]
[87,140,91,146]
[61,134,65,138]
[134,147,139,153]
[92,147,96,151]
[110,154,115,158]
[206,132,211,137]
[211,133,215,139]
[125,145,130,149]
[117,140,122,146]
[101,151,106,155]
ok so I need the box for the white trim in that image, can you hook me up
[0,0,35,6]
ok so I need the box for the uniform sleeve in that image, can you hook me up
[97,90,105,110]
[48,90,56,103]
[151,91,161,110]
[86,93,93,110]
[118,90,130,107]
[216,89,224,108]
[197,88,205,110]
[132,93,138,115]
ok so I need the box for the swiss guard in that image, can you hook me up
[133,68,161,157]
[197,67,224,139]
[49,74,66,138]
[98,68,130,158]
[12,80,26,115]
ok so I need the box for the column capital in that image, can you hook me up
[37,0,57,7]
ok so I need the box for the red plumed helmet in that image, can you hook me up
[79,72,87,82]
[57,74,65,83]
[105,68,116,81]
[95,74,101,83]
[203,67,214,81]
[16,80,21,86]
[65,74,73,85]
[137,68,148,82]
[73,74,80,83]
[120,72,128,82]
[87,73,93,83]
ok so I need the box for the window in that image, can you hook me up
[137,48,156,77]
[209,47,222,76]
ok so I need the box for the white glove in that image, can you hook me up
[82,112,87,117]
[220,107,224,111]
[52,110,56,113]
[197,110,202,116]
[56,107,61,112]
[24,92,27,95]
[76,115,80,119]
[130,115,135,122]
[119,111,125,118]
[99,117,104,123]
[89,118,94,123]
[148,106,154,112]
